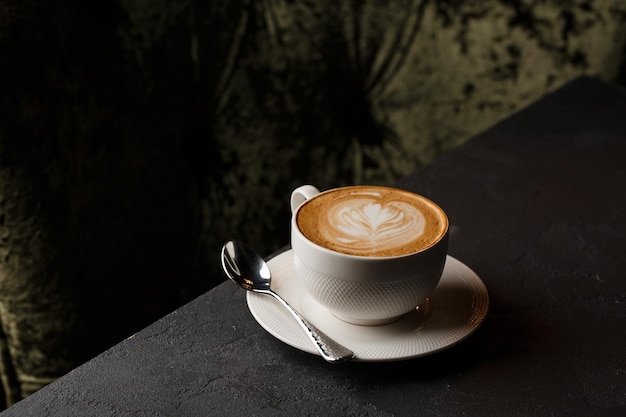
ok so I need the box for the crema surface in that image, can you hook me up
[296,186,447,257]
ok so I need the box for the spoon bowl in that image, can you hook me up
[222,241,271,292]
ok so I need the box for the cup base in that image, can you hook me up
[328,300,431,326]
[330,312,406,326]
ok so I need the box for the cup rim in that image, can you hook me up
[292,185,449,260]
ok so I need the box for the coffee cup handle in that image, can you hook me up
[290,185,320,213]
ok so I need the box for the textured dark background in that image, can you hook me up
[1,0,625,408]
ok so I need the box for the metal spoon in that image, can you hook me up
[221,240,354,363]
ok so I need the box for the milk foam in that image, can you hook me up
[330,199,425,254]
[296,186,446,257]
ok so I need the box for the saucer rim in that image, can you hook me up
[246,249,489,362]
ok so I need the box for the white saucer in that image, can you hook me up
[246,249,489,362]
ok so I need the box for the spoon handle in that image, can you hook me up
[266,290,354,363]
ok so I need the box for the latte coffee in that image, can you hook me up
[296,186,447,257]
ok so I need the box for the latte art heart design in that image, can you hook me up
[327,199,425,255]
[335,203,410,242]
[295,186,446,257]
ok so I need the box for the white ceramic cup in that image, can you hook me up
[290,185,449,325]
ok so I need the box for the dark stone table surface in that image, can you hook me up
[3,77,625,416]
